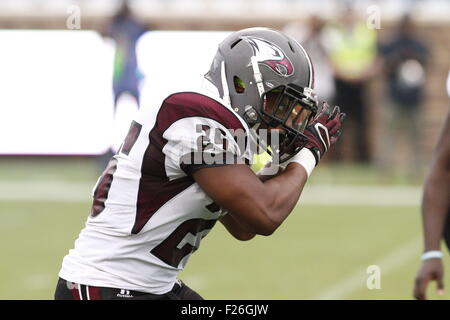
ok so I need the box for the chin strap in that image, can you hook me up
[251,56,265,98]
[220,60,231,105]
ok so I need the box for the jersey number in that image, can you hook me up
[151,218,217,268]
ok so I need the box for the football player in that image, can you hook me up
[413,107,450,300]
[55,27,345,300]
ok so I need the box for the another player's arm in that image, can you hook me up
[414,110,450,300]
[194,162,308,236]
[421,112,450,253]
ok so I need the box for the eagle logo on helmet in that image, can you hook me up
[244,37,294,77]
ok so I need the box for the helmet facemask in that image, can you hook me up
[257,84,318,163]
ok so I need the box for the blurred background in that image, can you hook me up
[0,0,449,299]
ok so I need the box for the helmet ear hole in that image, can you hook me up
[230,38,242,49]
[233,76,246,94]
[288,41,295,53]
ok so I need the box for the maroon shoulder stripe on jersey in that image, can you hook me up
[156,92,245,133]
[132,92,246,235]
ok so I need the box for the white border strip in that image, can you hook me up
[0,181,421,206]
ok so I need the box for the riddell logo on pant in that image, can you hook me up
[117,289,134,298]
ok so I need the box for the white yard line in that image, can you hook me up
[300,185,421,207]
[315,237,421,299]
[0,181,93,202]
[0,181,421,206]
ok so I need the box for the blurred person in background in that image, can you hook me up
[413,71,450,299]
[322,4,379,163]
[378,14,429,179]
[283,15,335,105]
[104,0,147,108]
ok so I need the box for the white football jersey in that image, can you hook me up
[59,82,251,294]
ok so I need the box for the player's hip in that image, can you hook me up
[58,253,179,295]
[54,277,202,300]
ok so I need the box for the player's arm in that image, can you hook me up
[422,116,450,254]
[219,165,285,241]
[414,110,450,300]
[194,161,308,236]
[195,102,345,237]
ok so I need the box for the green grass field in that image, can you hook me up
[0,157,448,300]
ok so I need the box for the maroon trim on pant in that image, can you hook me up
[88,286,101,300]
[71,284,81,300]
